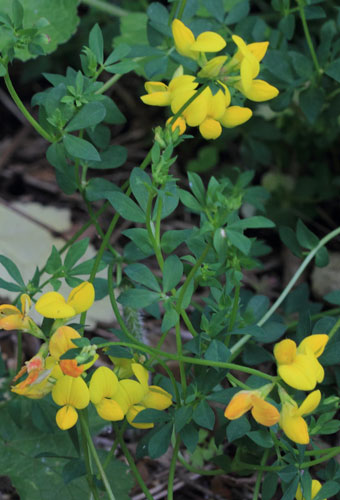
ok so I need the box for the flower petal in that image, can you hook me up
[297,390,321,417]
[89,366,119,404]
[67,282,95,314]
[239,79,279,102]
[140,92,172,106]
[298,334,328,358]
[49,326,80,360]
[35,292,75,319]
[127,404,154,429]
[251,395,280,426]
[191,31,226,53]
[56,405,78,430]
[142,385,172,410]
[52,375,89,409]
[199,118,222,139]
[172,19,197,60]
[219,106,252,128]
[224,391,253,420]
[278,354,317,390]
[95,398,124,421]
[274,338,297,365]
[280,412,309,444]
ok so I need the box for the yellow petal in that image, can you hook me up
[198,56,228,78]
[168,75,198,93]
[140,92,172,106]
[20,294,31,315]
[247,41,269,62]
[278,354,318,390]
[171,19,197,60]
[224,391,253,419]
[35,292,75,318]
[67,282,95,314]
[297,390,321,417]
[0,304,21,316]
[52,375,89,408]
[166,116,187,135]
[0,314,27,330]
[110,357,134,379]
[132,363,149,389]
[298,334,328,358]
[199,118,222,139]
[240,56,260,91]
[89,366,119,404]
[274,339,297,365]
[208,89,226,120]
[171,90,208,127]
[280,411,309,444]
[311,480,323,498]
[118,379,145,407]
[219,106,252,128]
[56,405,78,430]
[191,31,226,52]
[127,404,154,429]
[142,385,172,410]
[49,326,80,360]
[239,79,279,102]
[95,398,124,421]
[251,395,280,426]
[145,81,168,93]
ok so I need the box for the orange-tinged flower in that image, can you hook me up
[35,282,95,319]
[224,385,279,427]
[0,294,44,338]
[296,480,326,500]
[52,375,90,430]
[279,388,321,444]
[274,334,328,390]
[172,19,226,61]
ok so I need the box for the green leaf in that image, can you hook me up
[187,172,206,204]
[148,422,173,459]
[299,87,324,124]
[105,60,138,75]
[324,290,340,305]
[179,189,202,212]
[147,2,169,25]
[296,219,318,249]
[225,229,251,254]
[85,178,120,202]
[89,23,103,65]
[88,145,127,169]
[0,278,23,292]
[105,44,131,65]
[107,192,146,222]
[62,458,86,485]
[101,96,126,124]
[161,229,192,253]
[130,167,152,212]
[65,102,106,132]
[313,481,340,500]
[162,255,183,292]
[132,408,168,424]
[262,472,278,500]
[226,415,250,442]
[202,0,224,22]
[175,406,193,433]
[124,263,160,292]
[118,288,160,309]
[204,340,230,363]
[0,255,25,286]
[63,134,101,162]
[248,430,273,448]
[225,0,250,25]
[180,423,199,453]
[279,226,302,257]
[282,477,300,500]
[229,216,275,230]
[45,245,62,274]
[122,228,153,255]
[279,14,295,40]
[315,246,329,267]
[12,0,24,29]
[192,400,215,430]
[0,0,79,61]
[289,50,312,77]
[64,238,89,270]
[325,58,340,83]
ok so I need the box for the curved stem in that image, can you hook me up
[253,449,269,500]
[79,412,115,500]
[81,0,128,16]
[230,225,340,357]
[175,321,187,397]
[327,315,340,342]
[167,435,181,500]
[4,72,54,143]
[296,0,321,76]
[113,423,154,500]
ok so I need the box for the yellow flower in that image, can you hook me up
[140,75,198,106]
[172,19,226,61]
[296,480,326,500]
[235,79,279,102]
[52,374,90,430]
[219,106,252,128]
[279,388,321,444]
[0,294,44,338]
[198,55,228,78]
[89,366,124,421]
[49,325,97,377]
[35,282,95,319]
[274,334,328,390]
[11,348,63,399]
[126,363,172,429]
[224,385,280,426]
[166,116,187,135]
[198,87,229,140]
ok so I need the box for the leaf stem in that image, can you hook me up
[296,0,321,76]
[167,434,181,500]
[81,0,128,16]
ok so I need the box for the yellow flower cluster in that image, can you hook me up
[224,334,328,446]
[141,19,279,139]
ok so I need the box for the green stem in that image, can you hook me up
[253,449,269,500]
[81,0,128,16]
[96,74,122,95]
[97,341,276,380]
[79,412,116,500]
[327,315,340,341]
[230,225,340,357]
[167,435,181,500]
[4,72,54,142]
[181,309,198,337]
[296,0,321,76]
[177,0,187,20]
[175,321,187,397]
[227,372,250,390]
[113,424,154,500]
[145,191,164,270]
[176,242,211,312]
[80,414,101,500]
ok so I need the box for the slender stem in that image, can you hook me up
[80,414,100,500]
[252,449,269,500]
[327,315,340,341]
[227,373,250,390]
[97,341,276,380]
[230,225,340,357]
[175,321,187,397]
[81,0,128,16]
[4,72,54,142]
[113,423,154,500]
[176,0,188,20]
[96,74,122,95]
[181,309,198,337]
[79,412,116,500]
[167,435,181,500]
[176,242,211,312]
[296,0,321,76]
[145,191,164,270]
